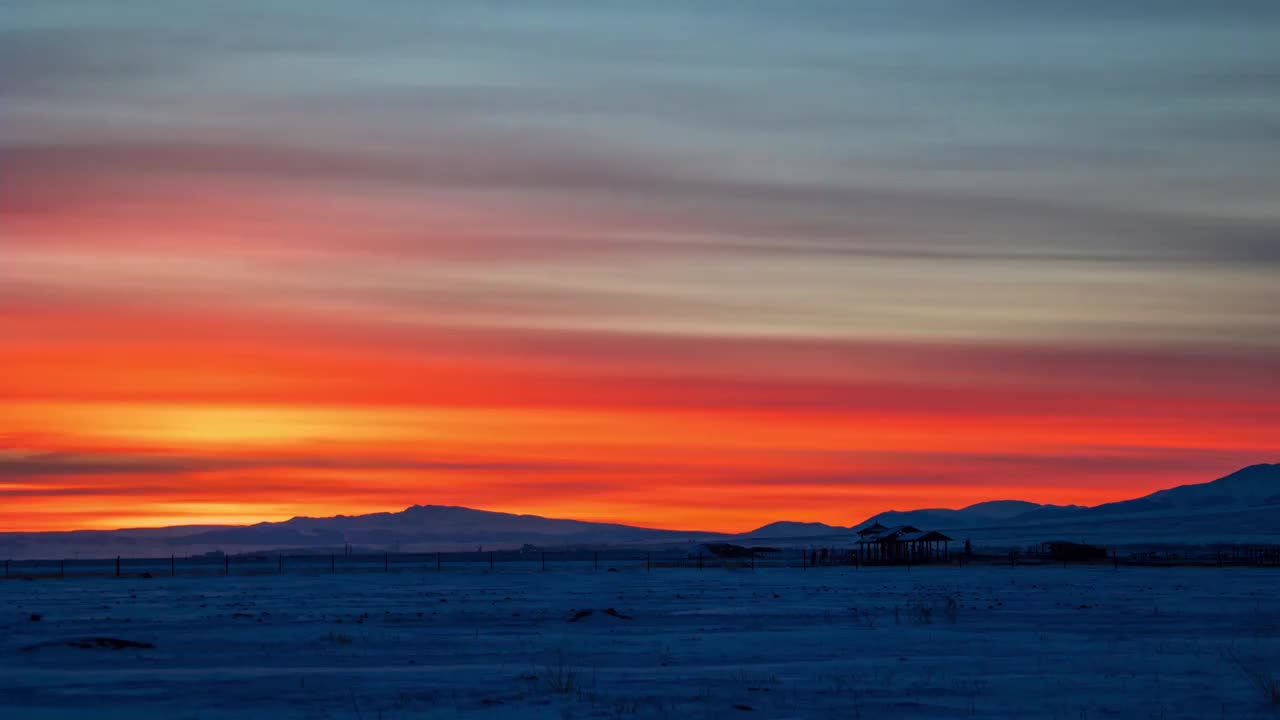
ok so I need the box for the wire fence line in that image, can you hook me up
[3,545,1279,581]
[0,549,749,580]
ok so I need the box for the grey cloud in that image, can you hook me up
[0,452,589,480]
[0,27,223,96]
[7,134,1280,267]
[3,1,1278,271]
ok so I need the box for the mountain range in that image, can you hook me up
[855,463,1280,528]
[1,464,1276,559]
[842,463,1280,547]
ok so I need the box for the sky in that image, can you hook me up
[2,1,1279,532]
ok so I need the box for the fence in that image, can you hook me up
[0,548,781,580]
[3,543,1279,581]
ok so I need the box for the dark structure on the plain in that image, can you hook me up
[856,523,953,563]
[1041,541,1107,562]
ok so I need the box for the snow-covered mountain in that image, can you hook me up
[1086,463,1280,515]
[858,464,1280,530]
[854,464,1280,545]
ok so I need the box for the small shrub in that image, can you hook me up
[542,650,577,694]
[942,594,960,624]
[910,601,933,625]
[1246,667,1280,706]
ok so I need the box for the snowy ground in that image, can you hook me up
[2,566,1279,719]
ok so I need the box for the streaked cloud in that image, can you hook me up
[2,1,1278,530]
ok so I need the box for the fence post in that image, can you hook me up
[541,552,546,571]
[489,552,494,570]
[116,556,121,577]
[171,555,176,577]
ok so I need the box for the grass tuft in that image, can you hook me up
[542,649,577,694]
[1227,650,1280,706]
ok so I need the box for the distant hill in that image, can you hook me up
[737,521,851,539]
[176,504,720,548]
[960,500,1055,519]
[864,502,1083,530]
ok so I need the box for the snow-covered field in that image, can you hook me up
[3,566,1278,719]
